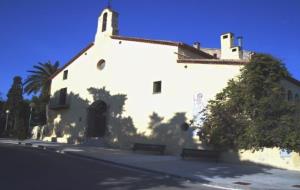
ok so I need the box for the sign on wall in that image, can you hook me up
[192,92,205,131]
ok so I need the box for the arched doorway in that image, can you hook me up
[86,100,107,137]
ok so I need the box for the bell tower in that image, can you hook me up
[95,8,119,40]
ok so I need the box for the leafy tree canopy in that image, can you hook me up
[6,76,23,113]
[4,76,30,138]
[199,53,300,152]
[30,96,47,125]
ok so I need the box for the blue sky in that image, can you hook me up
[0,0,299,99]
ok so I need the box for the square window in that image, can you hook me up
[232,48,237,52]
[63,70,68,80]
[223,35,228,39]
[153,81,162,94]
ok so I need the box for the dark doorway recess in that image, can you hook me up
[86,100,108,137]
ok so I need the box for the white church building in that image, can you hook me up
[45,7,300,170]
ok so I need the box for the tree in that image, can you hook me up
[23,61,60,125]
[30,96,47,126]
[0,95,5,135]
[24,61,60,101]
[199,53,300,152]
[5,76,28,138]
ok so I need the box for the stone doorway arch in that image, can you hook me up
[86,100,107,137]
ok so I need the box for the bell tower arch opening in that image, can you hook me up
[102,12,108,32]
[95,8,119,40]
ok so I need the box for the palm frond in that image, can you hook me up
[24,61,60,96]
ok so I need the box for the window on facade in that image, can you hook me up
[295,94,299,101]
[223,35,228,39]
[153,81,162,94]
[232,48,237,52]
[287,90,293,101]
[63,70,68,80]
[102,12,108,32]
[59,88,67,105]
[97,59,106,70]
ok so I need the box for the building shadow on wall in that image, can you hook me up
[46,87,280,182]
[87,88,201,153]
[134,112,201,154]
[48,87,200,151]
[47,88,138,146]
[87,87,138,149]
[47,92,90,143]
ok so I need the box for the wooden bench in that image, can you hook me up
[132,143,166,155]
[181,148,220,162]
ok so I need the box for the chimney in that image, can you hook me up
[221,32,234,50]
[193,42,200,50]
[220,32,242,59]
[237,36,243,49]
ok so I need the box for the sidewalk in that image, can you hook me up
[1,138,300,190]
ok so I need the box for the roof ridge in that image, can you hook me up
[111,35,181,46]
[49,42,94,80]
[111,35,213,59]
[178,59,249,65]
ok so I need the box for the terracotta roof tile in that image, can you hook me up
[177,59,249,65]
[111,35,214,58]
[111,35,180,46]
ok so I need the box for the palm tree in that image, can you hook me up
[24,61,60,100]
[23,61,60,125]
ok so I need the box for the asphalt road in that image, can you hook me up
[0,144,219,190]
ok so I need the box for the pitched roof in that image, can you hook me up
[111,35,180,46]
[177,59,249,65]
[111,35,214,59]
[49,43,94,80]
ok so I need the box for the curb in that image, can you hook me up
[64,151,239,190]
[2,140,240,190]
[25,143,32,146]
[66,151,189,179]
[14,143,196,184]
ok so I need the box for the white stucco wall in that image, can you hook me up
[48,34,242,152]
[222,148,300,171]
[47,8,300,170]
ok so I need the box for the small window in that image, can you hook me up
[63,70,68,80]
[97,59,106,70]
[153,81,162,94]
[102,12,108,32]
[232,48,237,52]
[223,35,228,39]
[213,53,217,58]
[287,90,293,101]
[59,88,67,105]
